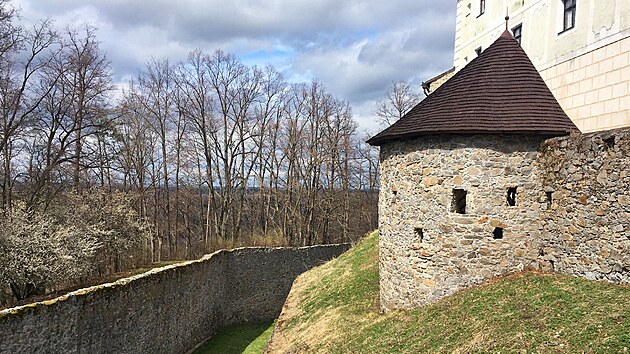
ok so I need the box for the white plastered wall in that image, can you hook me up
[453,0,630,132]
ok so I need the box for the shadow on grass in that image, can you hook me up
[194,321,275,354]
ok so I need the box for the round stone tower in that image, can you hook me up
[367,31,579,309]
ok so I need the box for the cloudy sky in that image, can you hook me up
[11,0,456,133]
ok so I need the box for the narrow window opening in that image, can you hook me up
[507,187,517,206]
[452,189,467,214]
[603,136,615,149]
[493,227,504,240]
[512,24,522,45]
[475,47,482,56]
[561,0,576,32]
[414,228,424,243]
[479,0,485,16]
[546,191,553,209]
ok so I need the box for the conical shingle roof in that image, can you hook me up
[367,30,579,146]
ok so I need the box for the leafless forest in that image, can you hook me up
[0,1,385,304]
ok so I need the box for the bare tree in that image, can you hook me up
[23,25,112,210]
[375,80,421,127]
[0,19,58,212]
[59,25,113,192]
[175,49,217,249]
[0,0,18,59]
[134,58,177,258]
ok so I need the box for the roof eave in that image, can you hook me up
[366,129,577,146]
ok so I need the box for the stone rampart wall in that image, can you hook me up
[0,244,349,354]
[538,128,630,282]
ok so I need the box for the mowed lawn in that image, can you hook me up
[193,321,275,354]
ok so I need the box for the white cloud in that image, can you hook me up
[8,0,456,133]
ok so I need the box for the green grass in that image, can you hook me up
[269,231,630,353]
[193,321,275,354]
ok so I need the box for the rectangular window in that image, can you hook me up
[507,187,517,206]
[562,0,576,32]
[493,227,504,240]
[452,189,467,214]
[414,228,424,242]
[479,0,486,16]
[512,24,522,45]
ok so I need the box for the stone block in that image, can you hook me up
[571,92,588,107]
[610,111,630,128]
[585,90,598,104]
[597,114,613,129]
[620,95,630,110]
[592,74,607,89]
[590,101,605,116]
[577,105,591,117]
[592,46,607,63]
[573,67,586,81]
[612,82,628,99]
[578,51,593,68]
[598,58,614,74]
[604,99,620,114]
[567,83,580,97]
[466,166,481,175]
[598,86,613,101]
[605,41,621,59]
[596,169,609,185]
[489,219,507,228]
[424,176,440,188]
[454,217,476,225]
[597,113,612,130]
[423,279,436,287]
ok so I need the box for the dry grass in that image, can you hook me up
[207,232,290,252]
[267,231,630,353]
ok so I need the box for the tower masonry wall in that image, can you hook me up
[379,128,630,309]
[379,134,546,309]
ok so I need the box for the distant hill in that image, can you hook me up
[266,231,630,353]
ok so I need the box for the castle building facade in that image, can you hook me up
[447,0,630,132]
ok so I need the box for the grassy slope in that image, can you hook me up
[193,321,275,354]
[267,231,630,353]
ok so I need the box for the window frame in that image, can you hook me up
[512,24,522,45]
[560,0,576,33]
